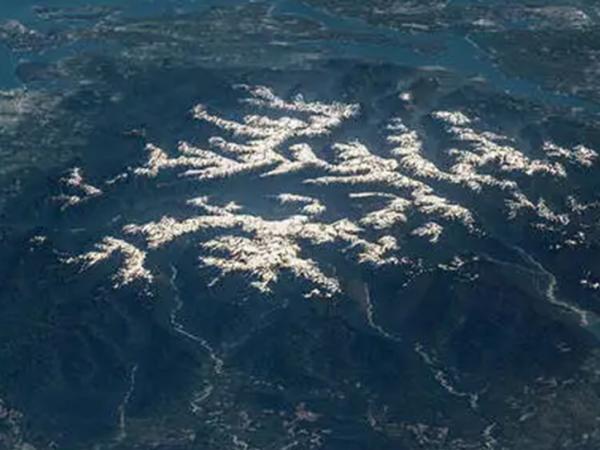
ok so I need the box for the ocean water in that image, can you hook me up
[1,1,600,449]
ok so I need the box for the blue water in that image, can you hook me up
[1,0,598,113]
